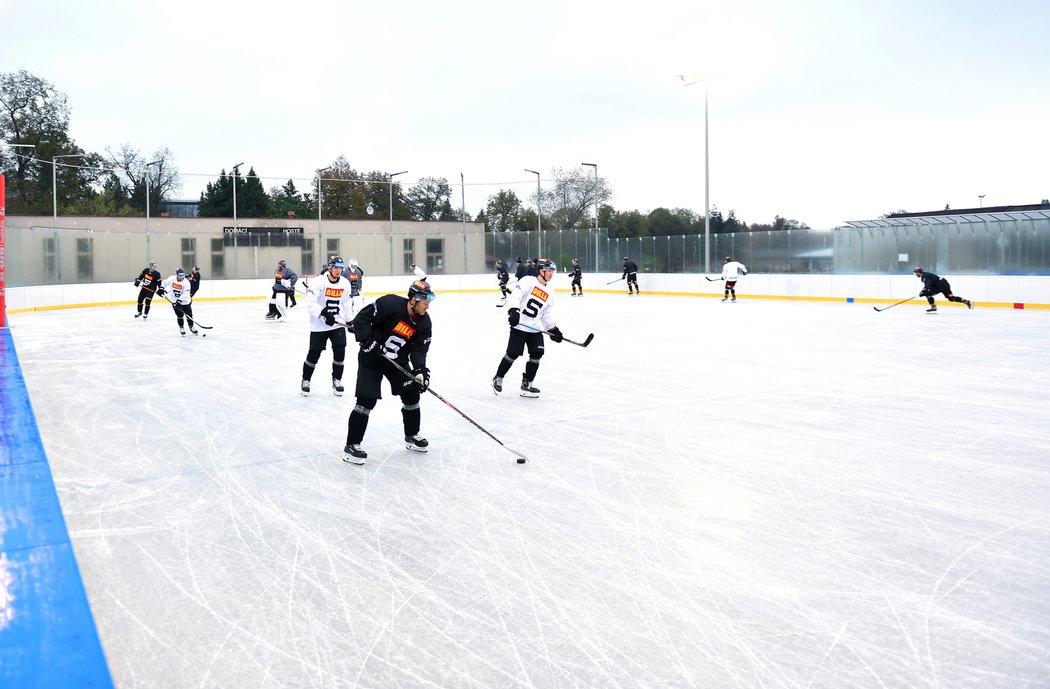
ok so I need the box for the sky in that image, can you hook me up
[3,0,1049,229]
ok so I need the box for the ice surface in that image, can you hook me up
[9,292,1050,688]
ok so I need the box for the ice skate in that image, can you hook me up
[926,306,937,313]
[491,376,503,395]
[332,378,344,397]
[967,300,974,309]
[520,380,540,398]
[134,312,142,318]
[343,444,366,465]
[300,379,310,397]
[404,434,429,453]
[189,327,199,335]
[721,297,727,302]
[180,327,186,336]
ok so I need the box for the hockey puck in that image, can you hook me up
[516,457,526,464]
[202,333,207,337]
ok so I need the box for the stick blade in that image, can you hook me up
[581,333,594,347]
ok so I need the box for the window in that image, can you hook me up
[211,237,225,279]
[43,237,56,278]
[76,237,93,281]
[302,238,314,276]
[402,238,415,273]
[426,238,444,274]
[326,238,340,261]
[181,237,196,272]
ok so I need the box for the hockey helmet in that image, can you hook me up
[176,267,186,277]
[328,256,346,269]
[724,255,733,263]
[572,257,579,264]
[913,266,924,275]
[622,256,629,261]
[408,280,436,302]
[349,258,359,268]
[536,258,557,273]
[278,259,287,268]
[149,260,157,268]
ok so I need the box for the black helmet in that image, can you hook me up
[408,280,436,302]
[176,267,186,276]
[622,256,629,261]
[328,256,345,269]
[724,256,733,263]
[913,266,924,274]
[278,259,287,268]
[572,258,579,264]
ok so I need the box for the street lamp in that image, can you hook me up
[978,194,985,208]
[524,169,542,257]
[144,159,162,263]
[231,162,243,276]
[679,73,727,273]
[316,166,333,267]
[389,170,407,274]
[52,153,89,282]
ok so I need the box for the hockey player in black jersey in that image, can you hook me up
[914,267,973,312]
[495,259,511,304]
[133,260,162,318]
[622,256,639,295]
[568,258,583,296]
[343,280,436,464]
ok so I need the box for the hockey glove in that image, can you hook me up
[548,326,564,343]
[157,287,167,297]
[134,279,141,287]
[507,308,520,327]
[361,338,377,353]
[319,306,336,326]
[412,367,431,391]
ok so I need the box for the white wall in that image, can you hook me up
[6,273,1050,313]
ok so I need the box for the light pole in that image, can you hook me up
[581,162,598,269]
[679,73,727,273]
[388,170,407,274]
[52,153,89,282]
[978,194,985,208]
[316,166,332,267]
[231,162,243,277]
[144,159,162,263]
[525,169,542,257]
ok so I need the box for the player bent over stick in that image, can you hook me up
[914,266,973,313]
[301,256,354,397]
[343,280,436,464]
[492,258,565,398]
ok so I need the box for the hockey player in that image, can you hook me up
[495,259,511,304]
[343,280,436,464]
[188,266,202,297]
[914,267,974,313]
[133,260,162,319]
[160,268,198,336]
[622,256,639,295]
[411,263,428,281]
[301,256,354,397]
[266,259,298,320]
[491,258,564,398]
[514,256,526,281]
[721,256,747,302]
[345,258,365,319]
[568,258,583,296]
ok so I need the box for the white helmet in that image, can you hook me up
[349,258,358,267]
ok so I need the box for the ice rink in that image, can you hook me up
[9,290,1050,689]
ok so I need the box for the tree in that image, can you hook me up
[608,210,648,238]
[484,189,524,233]
[648,208,689,236]
[106,144,179,215]
[239,167,269,217]
[406,176,454,221]
[267,180,309,219]
[539,166,613,232]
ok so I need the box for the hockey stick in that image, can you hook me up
[606,277,624,285]
[139,284,214,328]
[518,323,594,348]
[705,276,724,282]
[873,295,919,312]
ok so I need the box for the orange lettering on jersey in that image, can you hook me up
[274,271,282,279]
[324,287,344,298]
[393,321,416,339]
[530,286,549,302]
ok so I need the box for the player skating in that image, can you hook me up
[345,258,365,320]
[266,259,297,320]
[491,258,564,398]
[568,258,583,296]
[343,280,436,464]
[495,259,511,305]
[132,260,162,319]
[914,267,973,313]
[300,256,354,397]
[721,256,747,302]
[188,266,202,297]
[411,263,428,281]
[160,268,198,336]
[622,256,639,295]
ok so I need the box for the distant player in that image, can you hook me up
[133,260,162,319]
[188,266,202,297]
[721,256,747,302]
[568,258,583,296]
[267,259,297,320]
[914,267,973,313]
[343,280,436,464]
[622,256,639,295]
[495,259,511,305]
[300,256,354,397]
[160,268,198,336]
[345,258,365,318]
[514,256,526,281]
[411,263,427,281]
[491,258,564,398]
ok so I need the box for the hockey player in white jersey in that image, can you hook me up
[300,256,354,397]
[720,256,748,302]
[491,258,564,398]
[160,268,199,336]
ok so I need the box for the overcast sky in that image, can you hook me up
[3,0,1048,228]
